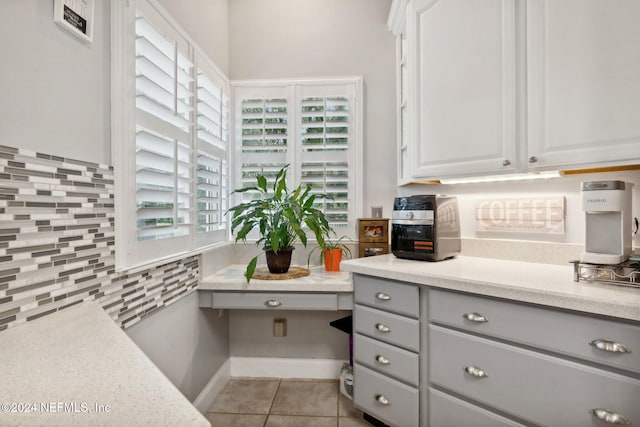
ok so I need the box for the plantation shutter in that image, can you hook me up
[232,80,361,240]
[113,0,230,270]
[299,86,355,234]
[134,9,193,242]
[195,54,229,241]
[236,87,291,190]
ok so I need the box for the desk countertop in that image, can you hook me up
[200,265,353,292]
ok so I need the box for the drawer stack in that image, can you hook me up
[428,289,640,427]
[353,276,420,426]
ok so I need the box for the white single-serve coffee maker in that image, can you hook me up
[580,180,632,265]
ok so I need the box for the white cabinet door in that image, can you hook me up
[527,0,640,170]
[407,0,517,180]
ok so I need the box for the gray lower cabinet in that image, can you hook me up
[429,289,640,375]
[428,289,640,427]
[429,325,640,426]
[352,273,640,427]
[353,275,420,426]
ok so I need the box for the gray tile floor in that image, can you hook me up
[206,378,370,427]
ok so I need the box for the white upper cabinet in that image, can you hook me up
[407,0,517,181]
[391,0,640,183]
[526,0,640,170]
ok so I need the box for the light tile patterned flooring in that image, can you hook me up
[206,378,370,427]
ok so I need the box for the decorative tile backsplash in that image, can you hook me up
[0,145,199,331]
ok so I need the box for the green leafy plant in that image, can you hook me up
[228,165,332,282]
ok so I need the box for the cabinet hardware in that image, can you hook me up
[528,156,538,163]
[375,394,391,406]
[375,292,391,301]
[264,299,282,307]
[462,312,488,323]
[589,408,631,425]
[502,159,511,166]
[589,339,631,354]
[375,355,391,365]
[375,323,391,333]
[463,365,488,378]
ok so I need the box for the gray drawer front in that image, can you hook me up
[429,325,640,427]
[354,364,418,427]
[210,292,338,310]
[428,289,640,374]
[354,275,419,318]
[429,388,525,427]
[354,333,419,386]
[354,304,419,352]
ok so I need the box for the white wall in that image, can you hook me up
[158,0,229,75]
[126,291,230,401]
[0,0,111,163]
[229,0,397,218]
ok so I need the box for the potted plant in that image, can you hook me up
[308,235,353,272]
[228,166,332,282]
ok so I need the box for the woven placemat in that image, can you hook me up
[252,267,310,280]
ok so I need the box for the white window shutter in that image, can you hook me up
[113,0,230,270]
[232,79,362,240]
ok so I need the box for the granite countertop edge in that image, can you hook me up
[340,255,640,322]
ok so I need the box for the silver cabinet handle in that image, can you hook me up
[589,339,631,354]
[375,292,391,301]
[462,312,488,323]
[589,408,631,425]
[375,323,391,333]
[463,366,488,378]
[375,394,391,406]
[502,159,511,166]
[528,156,538,163]
[375,355,390,365]
[264,299,282,307]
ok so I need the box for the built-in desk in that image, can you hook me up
[199,265,354,310]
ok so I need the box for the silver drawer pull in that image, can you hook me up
[462,312,488,323]
[375,323,391,333]
[375,394,391,406]
[375,355,390,365]
[589,408,631,425]
[375,292,391,301]
[463,366,488,378]
[589,339,631,354]
[264,299,282,307]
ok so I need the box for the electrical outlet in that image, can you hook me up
[273,318,287,337]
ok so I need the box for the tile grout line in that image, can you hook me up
[262,378,281,427]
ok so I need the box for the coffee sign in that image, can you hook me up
[474,197,565,234]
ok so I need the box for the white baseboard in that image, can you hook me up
[193,358,231,413]
[230,356,346,379]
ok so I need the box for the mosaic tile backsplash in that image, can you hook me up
[0,145,199,331]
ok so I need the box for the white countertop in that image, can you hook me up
[0,301,209,427]
[341,255,640,322]
[200,265,353,292]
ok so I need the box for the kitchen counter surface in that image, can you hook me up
[341,255,640,321]
[0,301,209,427]
[200,264,353,292]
